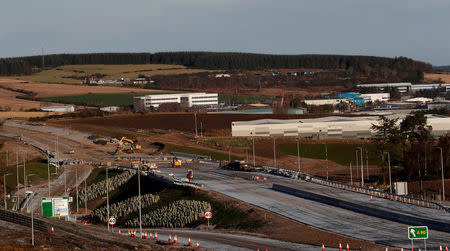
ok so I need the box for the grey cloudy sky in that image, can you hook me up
[1,0,449,65]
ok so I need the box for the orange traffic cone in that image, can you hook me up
[370,195,373,201]
[440,244,442,251]
[188,237,191,246]
[196,242,200,248]
[150,232,153,239]
[339,242,342,251]
[155,232,158,240]
[346,243,349,251]
[168,234,172,242]
[445,245,448,251]
[51,226,54,234]
[174,234,178,243]
[322,243,325,251]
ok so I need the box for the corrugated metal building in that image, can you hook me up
[231,115,450,139]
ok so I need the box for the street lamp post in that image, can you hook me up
[435,147,445,201]
[138,166,142,238]
[26,174,35,246]
[355,149,359,179]
[75,166,79,213]
[252,136,256,168]
[384,152,392,194]
[297,137,301,172]
[16,150,19,210]
[323,143,328,180]
[3,173,12,209]
[106,167,110,232]
[84,177,87,214]
[273,137,277,168]
[194,112,198,137]
[47,149,51,197]
[357,147,364,186]
[349,162,353,185]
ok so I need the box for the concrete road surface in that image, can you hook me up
[161,165,450,249]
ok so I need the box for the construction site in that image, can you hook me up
[0,110,448,251]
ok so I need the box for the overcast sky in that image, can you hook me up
[1,0,449,65]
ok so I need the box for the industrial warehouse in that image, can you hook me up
[231,114,450,138]
[133,92,218,111]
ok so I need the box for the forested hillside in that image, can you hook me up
[0,52,432,82]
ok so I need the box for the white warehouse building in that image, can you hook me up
[303,99,350,106]
[231,115,450,139]
[40,105,75,112]
[134,92,218,111]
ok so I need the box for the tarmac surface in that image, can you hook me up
[161,164,450,249]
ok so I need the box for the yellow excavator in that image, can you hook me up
[114,137,141,154]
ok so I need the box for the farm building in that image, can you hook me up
[40,105,75,112]
[100,106,120,112]
[231,115,450,139]
[134,93,218,111]
[357,83,412,93]
[303,98,350,106]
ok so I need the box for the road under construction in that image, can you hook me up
[0,120,449,250]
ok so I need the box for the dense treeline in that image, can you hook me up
[0,52,432,81]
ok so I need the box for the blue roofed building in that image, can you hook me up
[337,92,366,105]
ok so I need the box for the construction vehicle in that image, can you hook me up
[172,157,182,168]
[66,149,75,154]
[186,169,194,182]
[114,137,141,154]
[142,160,157,170]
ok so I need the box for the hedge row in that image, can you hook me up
[90,193,160,222]
[79,170,135,202]
[125,200,211,228]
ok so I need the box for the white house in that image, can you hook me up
[134,93,218,111]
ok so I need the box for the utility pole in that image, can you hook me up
[273,137,276,168]
[200,122,203,137]
[297,137,300,172]
[436,147,445,201]
[324,143,328,180]
[138,166,142,238]
[384,152,392,194]
[252,136,255,167]
[228,147,231,162]
[41,48,44,68]
[64,164,67,196]
[246,149,248,163]
[106,167,110,232]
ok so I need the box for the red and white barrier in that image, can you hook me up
[196,242,200,248]
[385,246,388,251]
[149,232,153,239]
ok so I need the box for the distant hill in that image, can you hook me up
[0,52,433,82]
[434,65,450,72]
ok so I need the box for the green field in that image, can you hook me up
[218,94,276,104]
[164,143,243,161]
[42,92,170,107]
[17,64,212,84]
[278,142,379,166]
[2,158,58,191]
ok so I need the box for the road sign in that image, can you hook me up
[108,217,117,226]
[204,211,212,219]
[408,226,428,240]
[41,197,69,217]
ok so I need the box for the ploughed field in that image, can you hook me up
[65,113,317,134]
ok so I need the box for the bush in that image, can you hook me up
[90,193,159,222]
[125,200,211,228]
[79,170,135,202]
